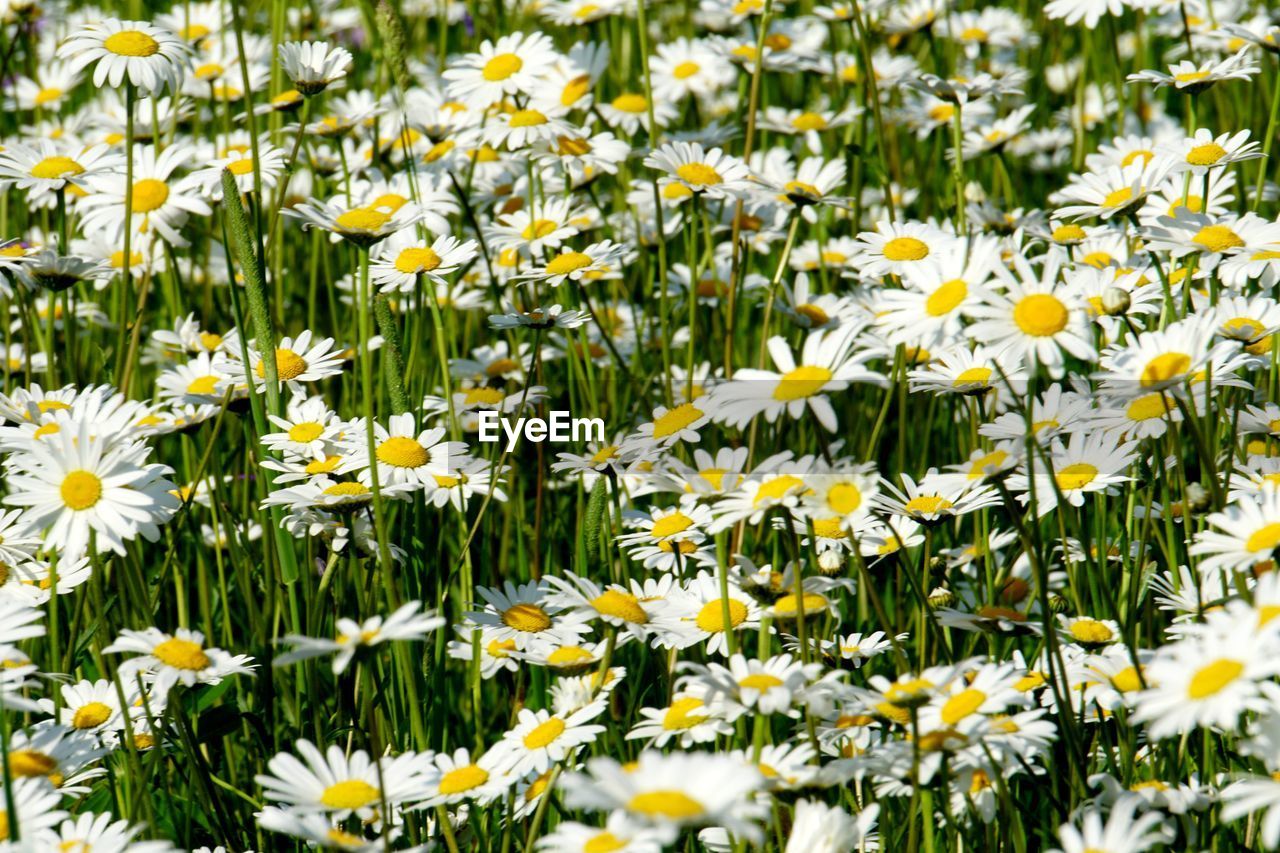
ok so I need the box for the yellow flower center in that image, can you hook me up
[783,180,822,199]
[1175,70,1209,84]
[256,348,308,381]
[34,87,63,105]
[773,592,827,617]
[561,75,591,105]
[953,366,993,387]
[1186,142,1227,166]
[754,474,805,506]
[1187,658,1243,699]
[1126,393,1170,421]
[152,637,211,670]
[545,251,592,275]
[322,482,370,497]
[905,495,953,515]
[812,517,846,539]
[503,603,552,633]
[1246,523,1280,553]
[482,53,523,82]
[612,93,647,113]
[673,61,700,79]
[1055,463,1099,491]
[663,696,709,729]
[33,423,60,439]
[439,763,489,794]
[774,365,833,401]
[592,590,647,623]
[882,236,929,261]
[320,779,380,810]
[929,104,955,122]
[376,436,429,468]
[522,218,558,240]
[523,717,566,748]
[509,109,547,128]
[827,482,862,514]
[1111,666,1143,693]
[1013,294,1068,336]
[650,402,704,438]
[305,456,343,475]
[7,750,56,779]
[628,791,705,819]
[72,701,112,729]
[186,375,220,395]
[335,208,391,234]
[104,30,160,57]
[1052,224,1086,243]
[584,832,628,853]
[30,156,84,180]
[676,162,723,186]
[695,598,748,632]
[131,178,170,213]
[464,387,505,407]
[1103,187,1133,208]
[288,422,324,443]
[1140,352,1191,386]
[61,470,103,510]
[739,673,784,690]
[792,112,827,131]
[1192,224,1244,253]
[941,688,986,724]
[926,279,968,316]
[1068,619,1112,643]
[653,512,696,540]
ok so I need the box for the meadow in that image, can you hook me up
[3,0,1280,850]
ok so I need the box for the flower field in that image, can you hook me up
[5,0,1280,850]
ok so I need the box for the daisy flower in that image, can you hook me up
[371,234,478,293]
[222,331,347,392]
[490,702,607,777]
[517,240,627,287]
[104,627,255,696]
[644,141,754,201]
[77,144,212,245]
[710,325,884,432]
[875,469,1001,524]
[277,40,352,95]
[652,570,763,656]
[255,740,435,820]
[442,31,558,108]
[1160,128,1263,176]
[1056,159,1173,220]
[850,220,961,278]
[283,195,422,247]
[349,413,466,489]
[275,601,445,674]
[1007,432,1136,517]
[561,751,766,845]
[1191,488,1280,574]
[466,580,592,651]
[3,417,179,558]
[420,746,510,806]
[1127,48,1258,93]
[0,140,119,201]
[58,20,189,95]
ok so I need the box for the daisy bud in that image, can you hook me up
[1047,594,1071,614]
[1185,482,1211,514]
[1101,286,1131,316]
[927,589,955,610]
[817,550,844,575]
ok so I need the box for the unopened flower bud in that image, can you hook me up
[1101,287,1131,316]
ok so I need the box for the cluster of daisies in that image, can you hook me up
[4,0,1280,850]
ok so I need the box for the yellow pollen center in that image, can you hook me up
[1187,658,1243,698]
[584,832,628,853]
[30,156,83,180]
[1192,224,1244,253]
[1068,619,1113,643]
[1246,523,1280,553]
[927,279,968,316]
[1052,224,1086,242]
[503,603,552,632]
[612,93,647,112]
[739,673,784,690]
[650,512,694,539]
[663,696,709,729]
[1140,352,1191,386]
[1103,187,1133,208]
[953,366,993,387]
[322,482,370,497]
[1186,142,1228,166]
[335,208,391,234]
[130,178,169,213]
[774,365,833,400]
[439,764,489,795]
[676,162,723,186]
[522,218,558,240]
[1013,294,1069,336]
[523,717,566,748]
[673,61,700,79]
[882,236,929,261]
[377,436,429,468]
[72,701,112,729]
[650,403,704,438]
[545,251,592,275]
[509,109,548,127]
[628,791,705,819]
[941,688,986,724]
[905,495,953,515]
[482,53,523,82]
[60,470,103,510]
[792,112,827,131]
[592,590,647,623]
[1055,463,1099,490]
[695,598,748,632]
[320,779,380,810]
[152,637,210,670]
[104,30,160,57]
